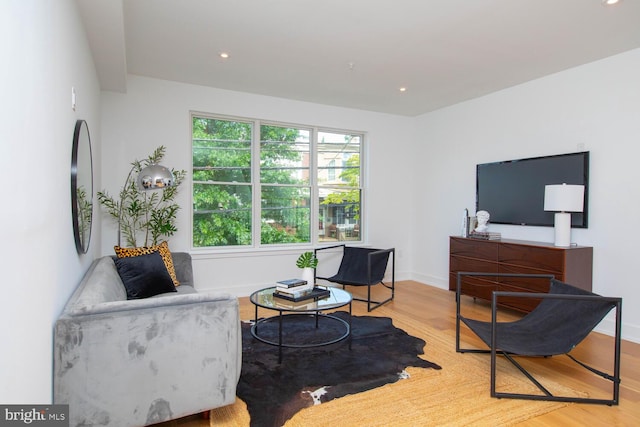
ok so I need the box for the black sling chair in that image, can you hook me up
[314,245,395,312]
[456,272,622,405]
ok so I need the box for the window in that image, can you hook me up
[327,160,336,181]
[317,131,361,243]
[260,124,311,244]
[192,113,363,248]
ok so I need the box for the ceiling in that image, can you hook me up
[77,0,640,116]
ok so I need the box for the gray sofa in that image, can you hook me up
[53,252,241,427]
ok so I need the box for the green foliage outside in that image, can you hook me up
[192,117,311,246]
[321,154,361,220]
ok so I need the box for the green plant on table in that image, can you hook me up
[296,251,318,269]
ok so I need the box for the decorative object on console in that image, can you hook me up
[468,216,477,236]
[98,146,187,247]
[474,210,490,232]
[461,208,469,237]
[544,183,584,247]
[469,231,501,240]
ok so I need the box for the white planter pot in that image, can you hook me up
[301,267,315,289]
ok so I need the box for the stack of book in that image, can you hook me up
[274,298,317,310]
[469,231,501,240]
[274,279,314,299]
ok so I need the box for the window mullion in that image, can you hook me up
[252,119,262,248]
[310,127,318,245]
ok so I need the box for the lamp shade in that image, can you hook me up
[136,164,175,190]
[544,184,584,213]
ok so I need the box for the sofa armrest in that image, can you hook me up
[54,292,241,426]
[171,252,194,287]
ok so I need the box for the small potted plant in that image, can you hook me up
[296,251,318,288]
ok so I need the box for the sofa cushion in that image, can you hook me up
[114,241,180,286]
[115,251,177,299]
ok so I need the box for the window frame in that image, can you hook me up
[190,111,366,252]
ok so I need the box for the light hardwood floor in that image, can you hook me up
[159,281,640,426]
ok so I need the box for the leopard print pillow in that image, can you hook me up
[114,241,180,286]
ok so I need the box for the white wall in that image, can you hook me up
[99,76,416,295]
[0,0,101,403]
[412,48,640,342]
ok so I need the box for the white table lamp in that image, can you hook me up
[544,184,584,247]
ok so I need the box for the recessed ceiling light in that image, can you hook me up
[399,87,407,92]
[602,0,621,5]
[220,52,230,59]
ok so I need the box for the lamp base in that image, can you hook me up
[554,212,572,247]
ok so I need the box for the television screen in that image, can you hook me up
[476,152,589,228]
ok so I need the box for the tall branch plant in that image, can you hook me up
[98,146,187,247]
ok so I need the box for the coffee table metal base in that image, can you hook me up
[249,286,353,363]
[251,312,351,357]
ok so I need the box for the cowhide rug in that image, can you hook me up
[238,311,441,427]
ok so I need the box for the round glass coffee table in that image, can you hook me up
[249,286,352,363]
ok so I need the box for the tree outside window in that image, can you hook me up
[317,132,361,242]
[192,114,362,248]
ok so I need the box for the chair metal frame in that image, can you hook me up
[456,272,622,405]
[314,244,395,312]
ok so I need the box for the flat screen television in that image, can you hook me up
[476,151,589,228]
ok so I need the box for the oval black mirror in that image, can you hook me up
[71,120,93,254]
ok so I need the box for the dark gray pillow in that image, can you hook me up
[115,251,177,299]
